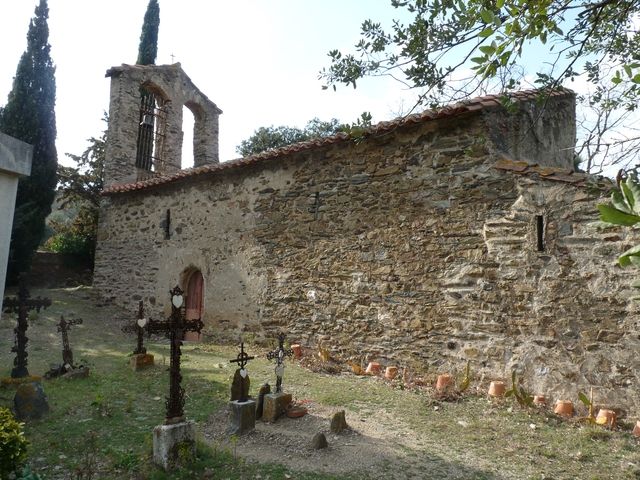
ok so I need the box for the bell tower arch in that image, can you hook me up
[103,63,222,186]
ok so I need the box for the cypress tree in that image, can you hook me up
[135,0,160,173]
[0,0,58,282]
[136,0,160,65]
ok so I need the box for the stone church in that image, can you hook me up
[94,63,640,413]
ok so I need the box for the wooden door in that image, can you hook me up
[184,270,203,342]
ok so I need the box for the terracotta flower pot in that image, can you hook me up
[633,421,640,437]
[436,374,453,391]
[291,344,303,360]
[488,380,506,397]
[554,400,574,417]
[533,395,546,406]
[365,362,381,375]
[596,409,616,428]
[385,366,399,380]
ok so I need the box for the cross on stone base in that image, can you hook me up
[266,332,293,394]
[146,286,203,423]
[229,342,254,402]
[122,300,149,355]
[3,278,51,378]
[56,315,83,369]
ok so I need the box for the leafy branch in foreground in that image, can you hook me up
[598,173,640,269]
[321,0,640,172]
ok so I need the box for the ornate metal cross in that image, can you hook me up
[229,342,255,402]
[3,279,51,378]
[146,286,203,423]
[56,315,83,369]
[266,332,293,393]
[122,301,149,355]
[230,342,254,370]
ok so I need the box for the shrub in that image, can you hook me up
[0,407,29,477]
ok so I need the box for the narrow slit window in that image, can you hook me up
[536,215,545,251]
[164,209,171,240]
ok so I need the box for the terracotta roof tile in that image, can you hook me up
[103,87,575,196]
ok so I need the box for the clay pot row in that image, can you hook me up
[365,362,399,380]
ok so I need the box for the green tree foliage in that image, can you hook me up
[321,0,640,172]
[48,118,107,267]
[0,407,29,477]
[598,173,640,268]
[236,114,372,157]
[136,0,160,65]
[0,0,58,282]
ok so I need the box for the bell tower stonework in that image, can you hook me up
[103,63,222,187]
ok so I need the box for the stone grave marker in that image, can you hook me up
[3,277,51,378]
[122,300,154,370]
[147,286,204,471]
[263,332,293,422]
[228,341,256,435]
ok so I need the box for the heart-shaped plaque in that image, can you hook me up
[172,294,183,308]
[240,368,248,378]
[137,317,148,328]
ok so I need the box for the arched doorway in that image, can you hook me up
[184,270,204,342]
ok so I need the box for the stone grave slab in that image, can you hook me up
[262,392,292,423]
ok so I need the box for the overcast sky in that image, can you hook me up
[0,0,420,167]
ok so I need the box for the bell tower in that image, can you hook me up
[103,63,222,186]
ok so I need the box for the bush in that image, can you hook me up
[0,407,29,478]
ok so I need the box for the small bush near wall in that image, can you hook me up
[0,407,29,478]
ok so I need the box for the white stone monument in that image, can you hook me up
[0,132,33,307]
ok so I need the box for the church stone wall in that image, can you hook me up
[95,102,640,415]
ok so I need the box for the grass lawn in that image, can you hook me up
[1,286,640,479]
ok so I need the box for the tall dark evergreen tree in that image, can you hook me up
[136,0,160,65]
[0,0,57,282]
[135,0,160,173]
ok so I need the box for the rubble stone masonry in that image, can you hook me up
[95,93,640,415]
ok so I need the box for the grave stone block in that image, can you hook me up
[262,392,292,423]
[229,399,256,435]
[153,420,196,471]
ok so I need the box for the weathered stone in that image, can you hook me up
[311,432,328,449]
[330,410,348,434]
[103,64,221,186]
[14,382,49,420]
[230,368,250,402]
[93,76,640,417]
[62,366,90,380]
[262,392,292,423]
[153,420,196,471]
[130,353,154,371]
[255,383,270,420]
[229,399,256,435]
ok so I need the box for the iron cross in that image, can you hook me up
[3,278,51,378]
[122,300,149,355]
[56,315,83,369]
[230,342,254,370]
[146,286,204,423]
[266,332,293,393]
[229,342,255,402]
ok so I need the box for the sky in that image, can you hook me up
[0,1,636,175]
[0,0,420,168]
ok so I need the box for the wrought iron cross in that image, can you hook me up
[3,278,51,378]
[56,315,83,369]
[229,342,255,402]
[266,332,293,393]
[122,301,149,355]
[230,342,254,370]
[146,286,203,423]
